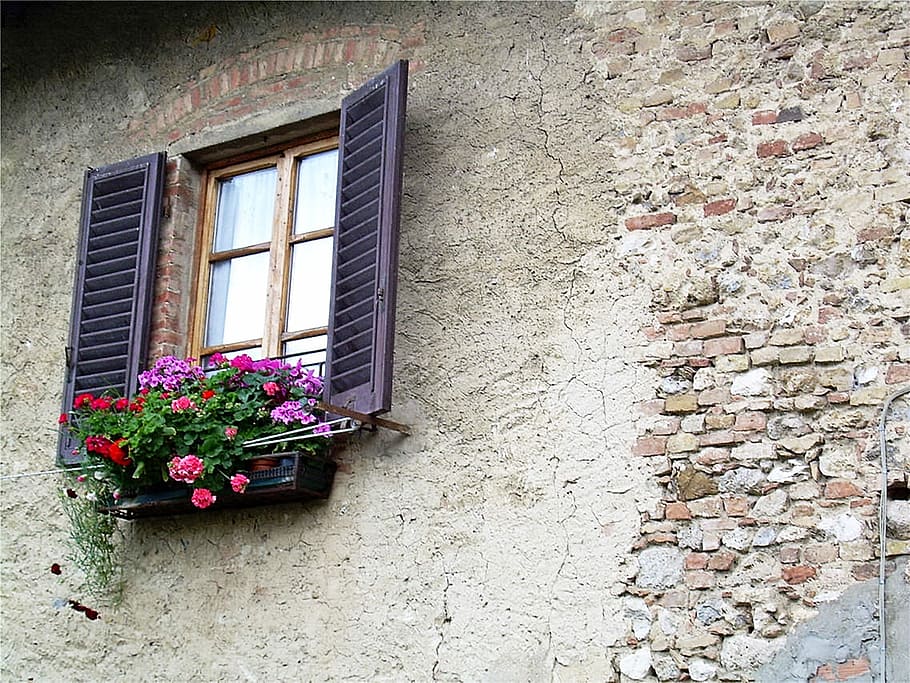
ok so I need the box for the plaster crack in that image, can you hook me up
[432,569,453,681]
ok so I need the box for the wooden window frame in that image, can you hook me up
[189,132,339,363]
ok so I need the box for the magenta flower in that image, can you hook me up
[270,400,316,425]
[171,396,197,412]
[230,474,250,493]
[314,422,332,435]
[168,455,205,483]
[190,488,216,509]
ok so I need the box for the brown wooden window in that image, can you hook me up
[191,136,339,371]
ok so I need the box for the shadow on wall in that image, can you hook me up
[757,555,909,683]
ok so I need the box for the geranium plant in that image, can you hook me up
[61,354,333,509]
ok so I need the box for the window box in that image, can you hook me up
[100,451,336,520]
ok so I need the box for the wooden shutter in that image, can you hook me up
[58,153,165,464]
[324,60,408,415]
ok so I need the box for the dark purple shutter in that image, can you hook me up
[58,153,165,464]
[324,60,407,415]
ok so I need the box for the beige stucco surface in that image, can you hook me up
[3,1,909,681]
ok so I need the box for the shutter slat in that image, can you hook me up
[58,152,165,465]
[325,60,407,416]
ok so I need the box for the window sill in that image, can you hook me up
[100,452,336,520]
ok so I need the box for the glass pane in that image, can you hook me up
[286,236,333,333]
[205,253,269,346]
[293,149,338,234]
[214,166,277,251]
[283,335,327,375]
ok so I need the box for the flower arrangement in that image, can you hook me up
[61,354,333,509]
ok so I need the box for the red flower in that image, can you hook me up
[160,392,170,400]
[74,393,94,409]
[128,401,144,413]
[85,436,111,454]
[105,439,132,467]
[50,563,62,575]
[58,413,68,424]
[201,389,216,400]
[114,398,129,411]
[90,397,112,411]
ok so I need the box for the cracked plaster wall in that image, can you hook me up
[1,1,908,681]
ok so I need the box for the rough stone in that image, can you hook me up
[779,346,814,364]
[731,369,771,396]
[819,446,858,478]
[778,433,823,454]
[752,489,789,518]
[752,527,778,547]
[887,500,910,540]
[625,597,653,639]
[768,463,809,484]
[665,393,699,413]
[651,652,681,681]
[619,647,653,680]
[719,467,766,493]
[677,467,719,500]
[688,657,718,681]
[721,634,783,671]
[637,547,685,589]
[818,513,865,542]
[667,432,700,453]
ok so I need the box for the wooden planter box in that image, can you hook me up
[101,452,336,520]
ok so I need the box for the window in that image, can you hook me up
[59,61,408,464]
[192,137,339,372]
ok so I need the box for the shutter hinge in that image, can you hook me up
[377,287,385,303]
[65,346,72,368]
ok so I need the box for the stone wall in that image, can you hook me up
[1,2,908,681]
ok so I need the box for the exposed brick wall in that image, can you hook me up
[587,1,910,679]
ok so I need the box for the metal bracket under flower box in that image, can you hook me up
[100,452,336,520]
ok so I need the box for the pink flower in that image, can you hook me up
[230,474,250,493]
[262,381,280,396]
[171,396,196,412]
[224,427,238,440]
[76,474,87,483]
[190,488,216,509]
[168,455,205,483]
[112,490,122,501]
[314,422,332,435]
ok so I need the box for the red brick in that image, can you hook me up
[698,388,731,406]
[633,436,668,456]
[689,319,726,338]
[704,198,737,216]
[886,364,910,384]
[667,323,693,341]
[723,496,750,516]
[828,391,850,404]
[708,134,727,144]
[818,306,842,323]
[857,226,893,243]
[685,570,716,589]
[803,326,827,344]
[698,430,739,447]
[792,132,825,151]
[625,212,677,230]
[685,552,709,569]
[703,336,744,357]
[757,140,791,158]
[752,110,778,125]
[707,550,736,571]
[782,565,817,584]
[638,400,666,415]
[757,205,793,222]
[674,340,704,357]
[666,502,692,520]
[734,411,767,431]
[825,480,863,498]
[651,417,681,436]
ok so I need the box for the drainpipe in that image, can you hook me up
[878,385,910,683]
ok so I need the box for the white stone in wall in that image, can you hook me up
[624,596,653,639]
[720,634,783,671]
[818,513,864,542]
[619,647,652,680]
[751,489,789,518]
[636,547,684,589]
[688,657,718,681]
[731,369,771,397]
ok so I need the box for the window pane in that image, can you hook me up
[214,166,277,251]
[206,253,269,346]
[283,335,327,375]
[293,149,338,234]
[286,236,333,333]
